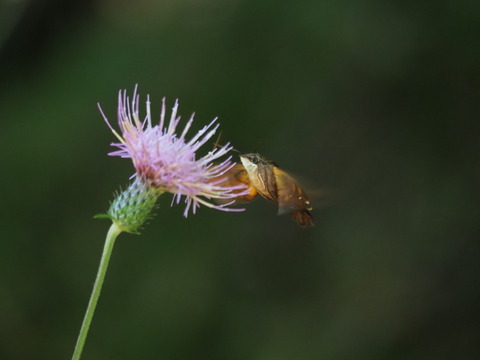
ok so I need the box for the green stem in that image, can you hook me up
[72,223,122,360]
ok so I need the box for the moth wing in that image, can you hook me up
[253,162,278,201]
[273,168,314,227]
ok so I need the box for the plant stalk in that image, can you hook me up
[72,223,122,360]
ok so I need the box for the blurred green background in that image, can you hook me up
[1,0,480,359]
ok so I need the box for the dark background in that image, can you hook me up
[1,0,480,359]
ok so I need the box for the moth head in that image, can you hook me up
[240,153,276,172]
[239,153,261,174]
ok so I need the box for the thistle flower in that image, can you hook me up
[98,86,247,216]
[72,87,249,360]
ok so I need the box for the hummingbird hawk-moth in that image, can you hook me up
[219,153,314,227]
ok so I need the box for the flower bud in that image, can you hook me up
[107,177,161,234]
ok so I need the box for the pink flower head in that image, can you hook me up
[99,86,247,216]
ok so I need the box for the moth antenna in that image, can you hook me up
[212,131,223,150]
[212,131,242,153]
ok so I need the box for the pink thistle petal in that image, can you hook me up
[100,87,249,217]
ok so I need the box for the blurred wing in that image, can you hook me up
[273,167,314,227]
